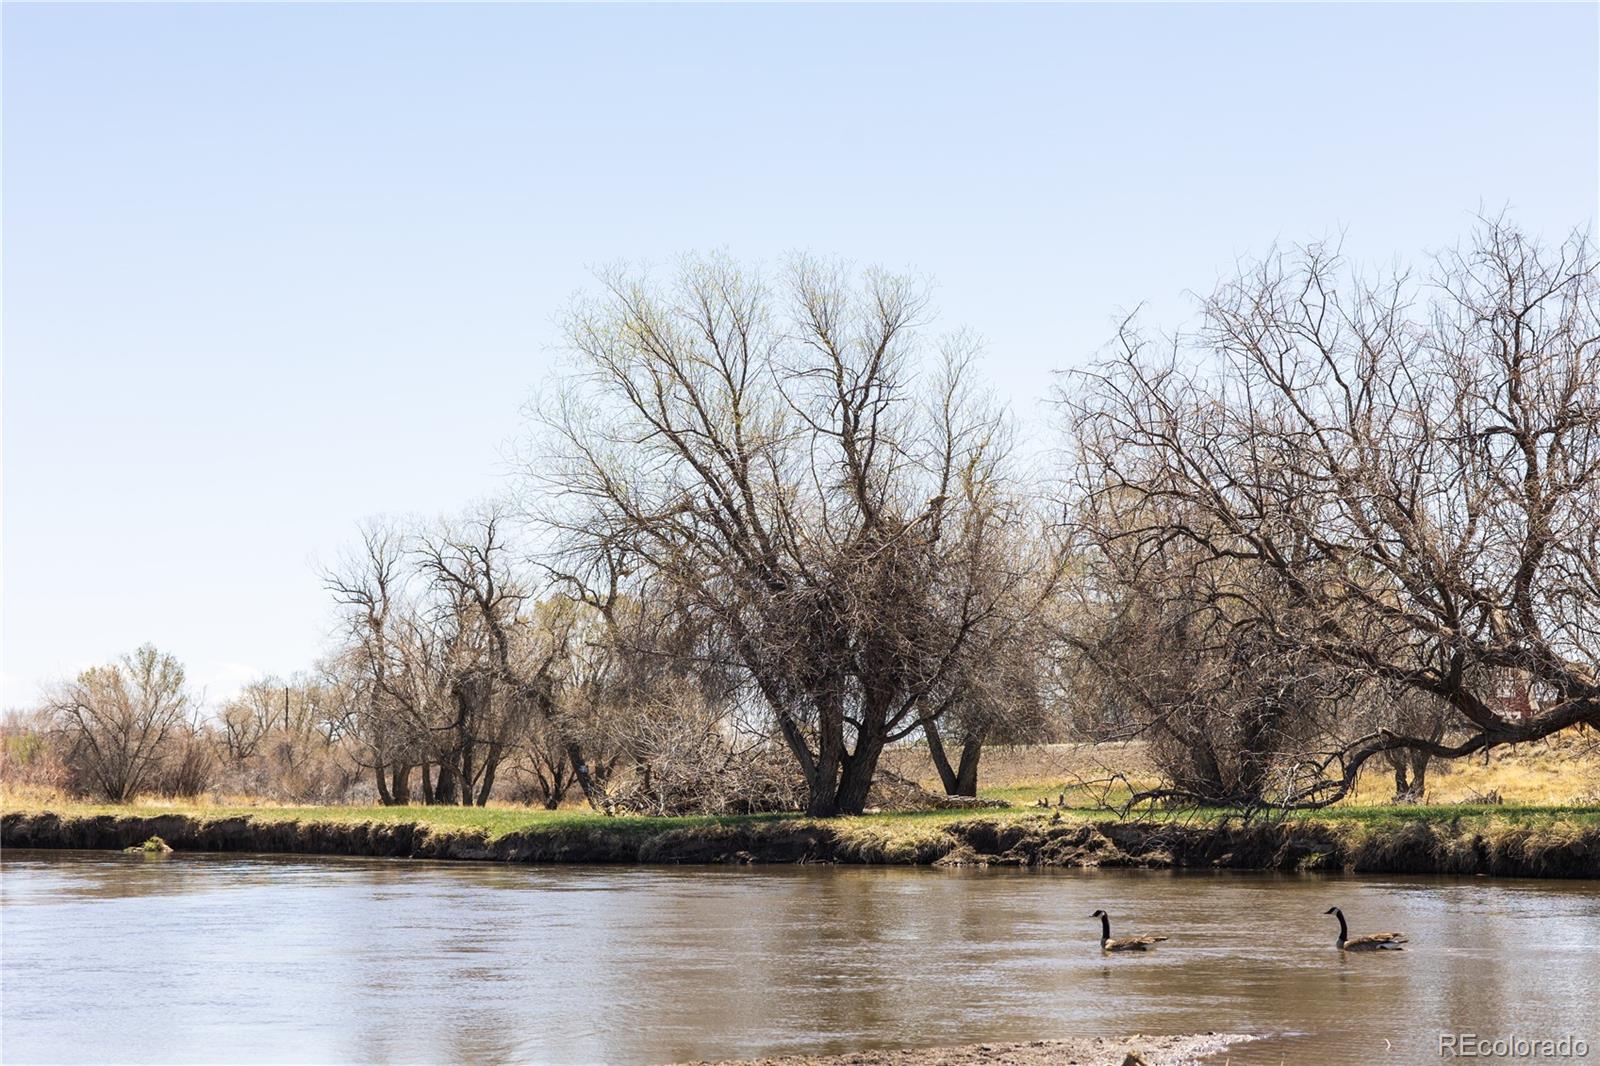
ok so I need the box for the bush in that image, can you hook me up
[0,710,73,797]
[213,734,364,804]
[602,696,806,815]
[152,724,220,799]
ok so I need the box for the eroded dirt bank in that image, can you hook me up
[3,810,1596,877]
[677,1033,1252,1066]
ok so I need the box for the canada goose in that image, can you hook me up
[1092,909,1167,952]
[1324,906,1407,951]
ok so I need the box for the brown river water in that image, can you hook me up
[1,849,1595,1064]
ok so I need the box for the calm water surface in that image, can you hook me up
[1,849,1596,1064]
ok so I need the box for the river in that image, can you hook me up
[1,850,1595,1064]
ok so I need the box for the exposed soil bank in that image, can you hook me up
[3,809,1596,877]
[677,1033,1252,1066]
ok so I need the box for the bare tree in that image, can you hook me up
[1062,518,1354,807]
[47,644,195,802]
[413,510,540,806]
[326,510,603,807]
[1063,217,1600,809]
[531,255,1056,815]
[325,523,424,804]
[215,674,357,802]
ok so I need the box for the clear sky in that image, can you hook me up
[4,3,1596,707]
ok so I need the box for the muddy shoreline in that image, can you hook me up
[4,809,1597,877]
[676,1033,1252,1066]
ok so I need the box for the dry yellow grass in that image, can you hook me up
[881,736,1600,808]
[881,742,1162,807]
[1345,734,1600,806]
[0,783,336,811]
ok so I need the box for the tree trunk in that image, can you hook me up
[1183,732,1230,802]
[805,773,841,816]
[809,697,890,817]
[805,688,846,815]
[833,736,885,816]
[476,742,503,806]
[921,716,961,795]
[952,736,983,797]
[391,764,411,805]
[923,715,988,798]
[434,760,458,805]
[538,758,570,809]
[374,763,394,806]
[1392,753,1428,802]
[566,743,606,810]
[458,743,475,806]
[419,761,435,805]
[1233,704,1286,805]
[1409,752,1429,799]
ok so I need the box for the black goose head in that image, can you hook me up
[1325,906,1349,941]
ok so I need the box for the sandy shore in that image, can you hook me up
[677,1033,1252,1066]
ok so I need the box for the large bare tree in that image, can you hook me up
[531,256,1054,815]
[1064,218,1600,808]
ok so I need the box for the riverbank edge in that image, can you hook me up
[4,809,1597,877]
[678,1032,1253,1066]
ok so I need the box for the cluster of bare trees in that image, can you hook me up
[7,650,363,804]
[18,217,1597,816]
[215,675,359,802]
[324,512,601,807]
[1062,216,1600,810]
[320,508,779,811]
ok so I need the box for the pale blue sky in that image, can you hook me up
[4,3,1596,706]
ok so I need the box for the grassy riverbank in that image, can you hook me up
[6,793,1600,833]
[5,795,1597,876]
[6,738,1598,875]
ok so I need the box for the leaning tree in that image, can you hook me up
[530,255,1056,815]
[1064,218,1600,808]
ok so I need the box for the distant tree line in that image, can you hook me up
[10,216,1598,815]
